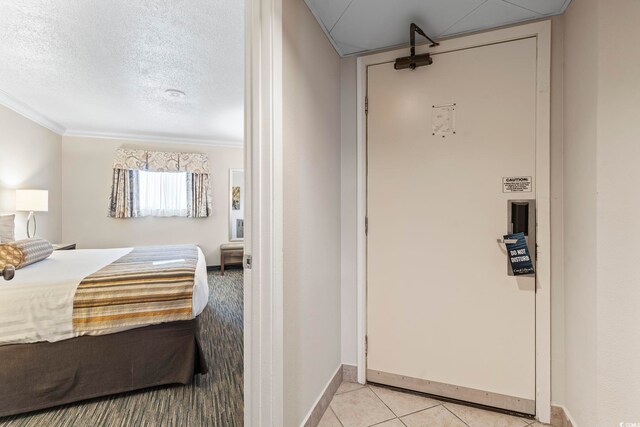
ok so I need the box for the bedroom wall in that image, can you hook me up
[562,0,599,424]
[562,1,640,424]
[282,0,342,423]
[60,136,243,265]
[592,0,640,424]
[0,104,62,243]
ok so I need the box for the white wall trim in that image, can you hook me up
[244,0,284,424]
[0,89,66,135]
[355,55,367,386]
[533,20,552,425]
[355,20,552,424]
[62,129,242,148]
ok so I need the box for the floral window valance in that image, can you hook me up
[109,148,211,219]
[113,148,210,174]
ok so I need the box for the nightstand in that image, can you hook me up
[52,243,76,251]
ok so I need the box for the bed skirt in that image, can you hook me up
[0,313,208,417]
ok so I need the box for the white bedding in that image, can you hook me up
[0,247,209,346]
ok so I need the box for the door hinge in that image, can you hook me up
[365,336,368,356]
[243,254,252,270]
[365,96,369,114]
[365,216,369,235]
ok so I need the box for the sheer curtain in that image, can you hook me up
[138,171,188,217]
[109,148,210,219]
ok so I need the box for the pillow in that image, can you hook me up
[0,238,53,269]
[0,214,15,243]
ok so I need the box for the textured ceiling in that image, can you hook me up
[305,0,571,56]
[0,0,244,145]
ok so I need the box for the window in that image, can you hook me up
[109,148,211,219]
[138,170,188,217]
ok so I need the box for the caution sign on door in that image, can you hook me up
[502,176,532,193]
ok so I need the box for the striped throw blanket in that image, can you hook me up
[73,245,199,332]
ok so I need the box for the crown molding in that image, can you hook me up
[62,129,243,148]
[0,89,66,135]
[0,89,243,148]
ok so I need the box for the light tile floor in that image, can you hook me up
[319,382,550,427]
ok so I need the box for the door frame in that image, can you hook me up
[355,20,552,423]
[244,0,284,424]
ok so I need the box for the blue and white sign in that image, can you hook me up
[504,232,535,276]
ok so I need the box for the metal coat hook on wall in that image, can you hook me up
[394,23,439,70]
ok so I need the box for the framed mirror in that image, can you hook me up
[229,169,244,241]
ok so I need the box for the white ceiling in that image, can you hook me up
[0,1,244,145]
[305,0,570,56]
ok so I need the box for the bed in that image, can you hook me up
[0,245,210,417]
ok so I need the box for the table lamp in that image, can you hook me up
[15,189,48,239]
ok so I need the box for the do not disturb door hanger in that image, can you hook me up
[503,232,535,276]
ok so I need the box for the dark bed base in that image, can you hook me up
[0,313,208,417]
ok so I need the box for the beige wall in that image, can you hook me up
[594,0,640,424]
[562,0,601,425]
[60,136,243,265]
[562,0,640,424]
[0,105,62,243]
[282,0,342,423]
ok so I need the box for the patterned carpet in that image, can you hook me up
[0,270,244,427]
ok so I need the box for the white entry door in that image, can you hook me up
[367,37,538,414]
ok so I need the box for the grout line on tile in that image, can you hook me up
[329,407,346,427]
[369,385,443,417]
[364,383,536,427]
[334,384,367,396]
[367,416,400,427]
[367,385,404,419]
[396,403,445,419]
[441,399,535,424]
[367,382,448,405]
[442,404,472,427]
[331,385,395,427]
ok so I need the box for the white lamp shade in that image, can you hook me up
[16,189,49,212]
